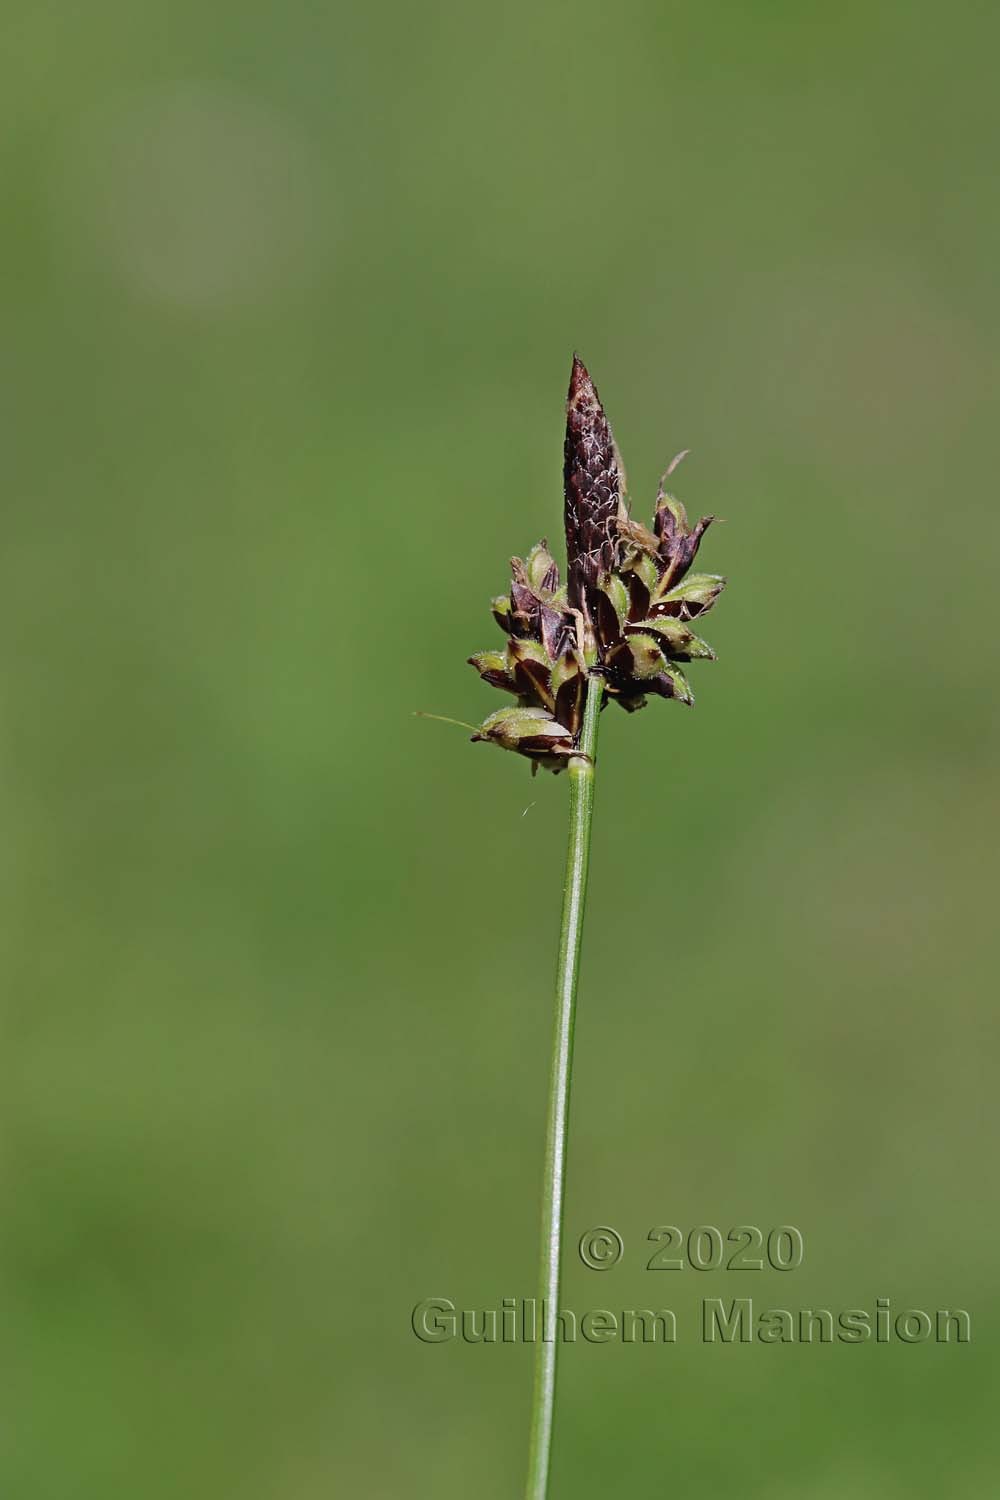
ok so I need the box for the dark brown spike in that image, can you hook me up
[464,359,725,768]
[563,355,622,614]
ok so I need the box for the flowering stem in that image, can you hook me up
[524,671,603,1500]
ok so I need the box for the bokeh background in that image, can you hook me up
[3,2,998,1495]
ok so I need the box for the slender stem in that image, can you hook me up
[524,672,603,1500]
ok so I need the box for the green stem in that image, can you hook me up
[524,672,604,1500]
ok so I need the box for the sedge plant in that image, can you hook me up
[453,357,726,1499]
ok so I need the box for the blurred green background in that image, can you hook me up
[3,1,998,1495]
